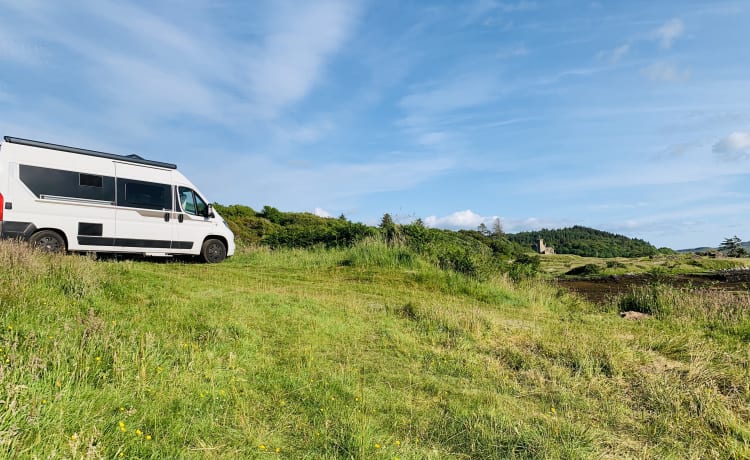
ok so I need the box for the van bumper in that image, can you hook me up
[0,221,37,240]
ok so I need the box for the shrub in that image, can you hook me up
[565,264,601,276]
[508,253,541,281]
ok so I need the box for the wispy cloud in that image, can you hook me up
[208,154,455,211]
[248,1,361,118]
[496,43,529,59]
[641,62,689,81]
[400,74,502,114]
[597,44,630,63]
[713,131,750,161]
[654,18,684,49]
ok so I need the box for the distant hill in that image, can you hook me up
[677,241,750,254]
[508,225,659,258]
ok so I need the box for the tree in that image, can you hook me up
[491,218,504,237]
[477,223,490,236]
[380,213,398,243]
[719,236,747,258]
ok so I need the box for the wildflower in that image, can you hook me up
[48,336,53,339]
[119,421,126,432]
[395,440,401,446]
[355,397,360,402]
[145,434,152,440]
[375,443,381,449]
[119,407,125,412]
[70,434,77,441]
[157,366,163,373]
[7,326,12,331]
[550,407,557,415]
[259,444,266,450]
[279,400,286,406]
[135,429,142,437]
[42,399,47,404]
[95,356,101,362]
[275,447,281,453]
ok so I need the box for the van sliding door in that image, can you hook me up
[114,163,173,251]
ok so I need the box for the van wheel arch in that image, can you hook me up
[200,237,227,263]
[29,229,68,253]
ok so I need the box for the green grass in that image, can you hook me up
[540,253,750,277]
[0,240,749,458]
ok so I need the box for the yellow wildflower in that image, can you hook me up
[145,434,152,440]
[95,356,101,362]
[135,429,142,437]
[259,444,266,450]
[70,434,77,441]
[375,443,381,449]
[275,447,281,453]
[395,440,401,446]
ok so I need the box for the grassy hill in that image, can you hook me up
[1,240,749,458]
[508,226,660,258]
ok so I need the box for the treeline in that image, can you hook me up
[508,225,662,258]
[214,204,533,279]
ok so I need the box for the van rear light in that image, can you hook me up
[0,193,3,221]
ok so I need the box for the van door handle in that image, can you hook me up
[178,214,184,223]
[164,212,170,222]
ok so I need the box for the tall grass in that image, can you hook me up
[0,240,748,458]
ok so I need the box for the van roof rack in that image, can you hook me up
[3,136,177,170]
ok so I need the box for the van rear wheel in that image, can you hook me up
[29,230,66,253]
[201,239,226,263]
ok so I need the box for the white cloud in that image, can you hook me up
[713,131,750,161]
[641,62,689,82]
[314,207,333,218]
[654,18,684,49]
[425,209,494,229]
[597,44,629,63]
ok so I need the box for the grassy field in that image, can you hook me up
[1,240,749,458]
[539,252,750,277]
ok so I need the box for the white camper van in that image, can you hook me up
[0,136,235,263]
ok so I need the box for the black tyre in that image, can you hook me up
[200,239,226,263]
[29,230,66,253]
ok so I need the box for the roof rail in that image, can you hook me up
[2,136,177,170]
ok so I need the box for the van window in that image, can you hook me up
[19,164,115,203]
[178,187,208,216]
[79,173,103,188]
[117,179,171,210]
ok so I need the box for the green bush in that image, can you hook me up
[617,284,673,317]
[565,264,601,276]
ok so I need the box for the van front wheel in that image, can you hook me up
[29,230,66,253]
[201,239,226,263]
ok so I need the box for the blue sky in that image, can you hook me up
[1,0,749,249]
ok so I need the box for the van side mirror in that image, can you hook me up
[207,204,215,218]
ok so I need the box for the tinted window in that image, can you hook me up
[195,193,208,216]
[80,173,103,188]
[19,164,115,203]
[117,179,171,210]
